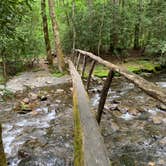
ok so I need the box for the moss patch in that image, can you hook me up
[93,65,109,78]
[124,60,160,74]
[50,67,66,78]
[73,89,84,166]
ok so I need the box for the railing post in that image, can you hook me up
[86,60,96,91]
[73,52,78,66]
[96,70,114,124]
[81,55,87,78]
[76,53,81,70]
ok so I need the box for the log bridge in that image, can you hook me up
[69,49,166,166]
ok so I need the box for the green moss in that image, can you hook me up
[93,65,109,78]
[73,90,84,166]
[51,67,66,78]
[125,60,160,73]
[0,75,5,84]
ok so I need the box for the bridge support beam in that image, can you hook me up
[86,60,96,91]
[81,55,87,78]
[97,70,114,124]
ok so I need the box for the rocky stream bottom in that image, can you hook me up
[0,71,166,166]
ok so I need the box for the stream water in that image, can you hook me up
[0,71,166,166]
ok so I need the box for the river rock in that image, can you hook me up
[157,103,166,111]
[29,93,38,101]
[39,96,47,101]
[159,137,166,146]
[148,162,155,166]
[56,89,64,93]
[128,108,139,116]
[117,105,128,114]
[111,121,120,131]
[152,116,162,125]
[22,98,30,104]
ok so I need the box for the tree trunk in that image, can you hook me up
[109,0,119,53]
[72,0,76,52]
[133,0,142,50]
[41,0,53,65]
[0,124,7,166]
[48,0,65,72]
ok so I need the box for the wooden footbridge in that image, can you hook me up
[69,49,166,166]
[0,49,166,166]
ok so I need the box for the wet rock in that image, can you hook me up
[22,98,30,104]
[157,103,166,111]
[111,121,120,131]
[56,89,64,93]
[46,80,52,84]
[117,105,128,114]
[152,116,163,125]
[148,162,155,166]
[158,159,165,165]
[55,100,61,103]
[20,103,32,113]
[159,137,166,146]
[128,108,139,116]
[39,96,47,101]
[29,93,38,101]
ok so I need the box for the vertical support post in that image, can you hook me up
[72,49,75,62]
[86,60,96,91]
[76,53,81,70]
[73,52,78,66]
[81,55,87,78]
[96,70,114,124]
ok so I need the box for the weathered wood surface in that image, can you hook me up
[81,55,87,78]
[76,53,81,70]
[69,60,110,166]
[0,124,7,166]
[86,60,96,91]
[97,70,114,124]
[75,49,166,105]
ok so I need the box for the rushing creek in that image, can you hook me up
[0,71,166,166]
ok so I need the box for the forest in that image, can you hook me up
[0,0,166,80]
[0,0,166,166]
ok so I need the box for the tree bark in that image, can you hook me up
[48,0,65,72]
[41,0,53,65]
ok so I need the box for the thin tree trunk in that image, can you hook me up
[41,0,53,65]
[48,0,65,72]
[97,2,105,56]
[133,0,142,50]
[1,48,7,85]
[72,0,76,52]
[0,124,7,166]
[109,0,119,53]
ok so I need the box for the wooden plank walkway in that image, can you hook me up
[69,60,110,166]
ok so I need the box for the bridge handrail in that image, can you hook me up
[69,60,110,166]
[74,49,166,105]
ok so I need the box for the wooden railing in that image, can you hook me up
[72,49,166,123]
[69,60,110,166]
